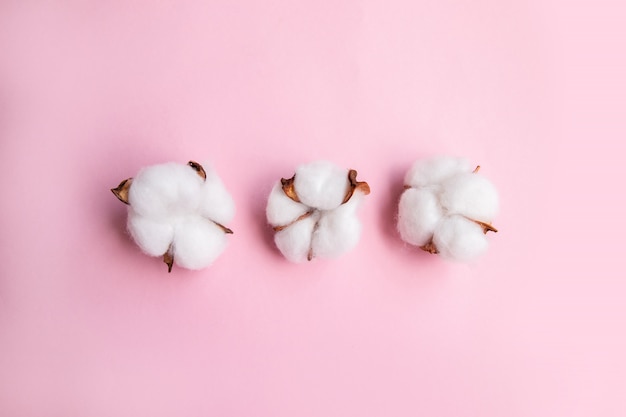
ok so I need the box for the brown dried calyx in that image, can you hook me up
[111,178,133,205]
[111,160,233,273]
[275,169,370,261]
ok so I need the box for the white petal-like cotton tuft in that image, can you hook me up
[294,160,350,210]
[433,215,488,261]
[266,182,310,227]
[274,213,318,263]
[129,163,203,219]
[118,161,234,271]
[312,192,363,259]
[397,188,443,247]
[439,173,499,223]
[127,210,175,257]
[397,156,499,262]
[404,156,471,189]
[171,218,229,270]
[198,166,236,226]
[267,161,369,263]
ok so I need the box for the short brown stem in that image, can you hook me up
[420,241,439,254]
[163,247,174,273]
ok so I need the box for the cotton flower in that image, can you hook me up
[266,160,370,262]
[111,161,235,272]
[397,156,499,261]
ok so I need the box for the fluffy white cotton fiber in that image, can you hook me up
[170,218,229,270]
[127,212,175,257]
[398,157,499,261]
[266,182,310,227]
[293,161,350,210]
[267,161,369,262]
[312,192,363,259]
[433,215,489,261]
[113,161,234,272]
[404,156,472,189]
[274,214,318,263]
[439,173,499,223]
[397,188,443,247]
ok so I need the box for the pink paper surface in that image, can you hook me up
[1,0,624,415]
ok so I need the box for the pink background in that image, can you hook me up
[1,0,624,415]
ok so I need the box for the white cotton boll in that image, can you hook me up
[172,218,228,270]
[311,193,363,259]
[114,160,235,272]
[266,182,310,227]
[404,156,471,188]
[127,209,175,256]
[294,161,349,210]
[266,161,369,262]
[433,215,488,261]
[397,188,443,247]
[129,163,203,219]
[439,173,499,223]
[198,165,236,225]
[274,214,318,263]
[397,156,499,261]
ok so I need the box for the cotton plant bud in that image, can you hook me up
[111,161,235,272]
[397,156,499,261]
[266,160,370,263]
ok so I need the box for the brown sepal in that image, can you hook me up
[420,241,439,254]
[111,178,133,205]
[214,222,234,234]
[472,219,498,234]
[273,211,314,232]
[342,169,370,204]
[188,161,207,181]
[281,175,300,202]
[163,248,174,273]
